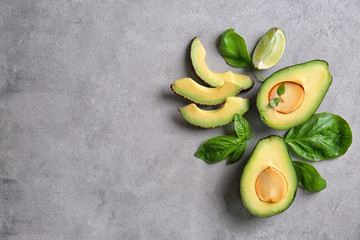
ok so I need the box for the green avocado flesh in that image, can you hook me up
[257,60,332,130]
[171,78,243,105]
[240,136,297,217]
[191,37,254,89]
[179,96,250,128]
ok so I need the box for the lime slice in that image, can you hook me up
[252,27,286,70]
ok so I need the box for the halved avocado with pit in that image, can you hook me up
[240,136,297,217]
[179,96,250,128]
[257,60,333,130]
[191,37,254,89]
[171,78,243,105]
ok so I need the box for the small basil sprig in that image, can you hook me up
[293,161,326,192]
[227,141,246,165]
[195,114,252,165]
[219,29,253,68]
[234,113,252,140]
[219,28,272,81]
[285,113,352,161]
[270,83,285,108]
[195,136,242,164]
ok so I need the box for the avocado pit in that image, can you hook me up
[255,166,288,203]
[269,81,305,114]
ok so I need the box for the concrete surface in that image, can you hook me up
[0,0,359,239]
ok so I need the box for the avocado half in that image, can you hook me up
[257,60,332,130]
[240,136,297,217]
[179,96,250,128]
[191,37,254,89]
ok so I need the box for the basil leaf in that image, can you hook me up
[285,113,352,161]
[269,98,280,108]
[293,161,326,192]
[277,83,285,96]
[219,29,252,68]
[227,141,246,165]
[234,114,251,140]
[195,136,240,164]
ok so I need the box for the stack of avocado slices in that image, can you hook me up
[171,37,253,128]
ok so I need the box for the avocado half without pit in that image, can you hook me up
[240,136,297,217]
[257,60,332,130]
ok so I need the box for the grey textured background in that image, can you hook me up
[0,0,359,239]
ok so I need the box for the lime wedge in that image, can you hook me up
[252,27,286,70]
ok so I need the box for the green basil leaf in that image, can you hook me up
[277,83,285,96]
[195,136,240,164]
[234,114,251,140]
[293,161,326,192]
[285,113,352,161]
[219,29,252,68]
[269,98,280,108]
[227,141,246,165]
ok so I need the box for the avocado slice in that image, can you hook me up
[257,60,332,130]
[179,96,250,128]
[191,37,254,89]
[171,78,243,105]
[240,136,297,217]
